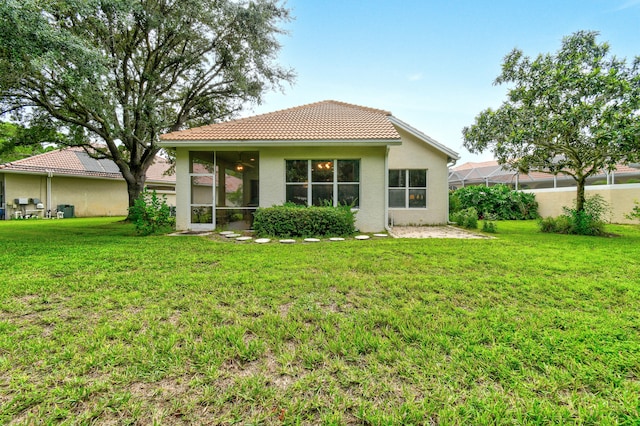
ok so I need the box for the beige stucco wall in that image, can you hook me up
[260,146,387,232]
[174,146,387,232]
[2,172,175,219]
[526,184,640,224]
[174,137,452,232]
[387,128,451,225]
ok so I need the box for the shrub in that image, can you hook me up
[626,200,640,222]
[539,194,610,236]
[129,188,175,235]
[482,220,497,233]
[481,213,498,233]
[253,204,356,237]
[539,215,574,234]
[448,190,462,214]
[449,184,538,220]
[449,207,478,229]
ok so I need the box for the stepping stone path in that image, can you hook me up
[329,237,345,241]
[279,239,296,244]
[219,231,234,235]
[354,235,370,240]
[304,238,320,242]
[373,233,388,237]
[224,233,241,238]
[255,238,271,244]
[236,236,252,242]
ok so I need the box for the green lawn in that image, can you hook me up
[0,218,639,424]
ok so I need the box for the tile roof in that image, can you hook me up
[160,100,400,141]
[0,147,175,183]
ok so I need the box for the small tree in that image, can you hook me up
[463,31,640,213]
[129,188,174,235]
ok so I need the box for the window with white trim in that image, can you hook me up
[286,159,360,207]
[389,169,427,208]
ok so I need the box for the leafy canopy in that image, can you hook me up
[0,0,294,206]
[0,121,63,163]
[463,31,640,211]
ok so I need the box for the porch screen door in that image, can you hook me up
[189,152,215,229]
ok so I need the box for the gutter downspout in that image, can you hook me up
[46,170,53,216]
[384,146,392,233]
[447,157,458,225]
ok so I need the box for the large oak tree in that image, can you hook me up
[463,31,640,212]
[0,0,294,209]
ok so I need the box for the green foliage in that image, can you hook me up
[463,31,640,213]
[482,219,498,233]
[626,200,640,222]
[128,189,174,236]
[539,195,610,236]
[450,184,538,220]
[253,204,356,237]
[0,121,61,163]
[448,190,462,214]
[449,207,478,229]
[0,0,294,205]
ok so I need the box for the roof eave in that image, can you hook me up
[157,138,403,148]
[388,116,460,161]
[1,167,175,184]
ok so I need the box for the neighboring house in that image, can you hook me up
[159,100,459,232]
[0,147,175,219]
[449,160,640,189]
[449,160,640,224]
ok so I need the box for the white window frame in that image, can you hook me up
[388,169,428,209]
[285,159,360,208]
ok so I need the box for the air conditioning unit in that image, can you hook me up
[17,198,29,205]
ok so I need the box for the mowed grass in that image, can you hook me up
[0,218,639,425]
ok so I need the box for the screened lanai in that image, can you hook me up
[449,161,640,190]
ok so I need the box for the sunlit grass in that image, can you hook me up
[1,218,639,424]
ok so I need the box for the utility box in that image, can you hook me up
[57,204,75,218]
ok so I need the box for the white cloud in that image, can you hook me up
[408,73,423,82]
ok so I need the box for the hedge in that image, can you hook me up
[253,204,356,237]
[449,184,538,220]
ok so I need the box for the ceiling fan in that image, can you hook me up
[234,153,256,171]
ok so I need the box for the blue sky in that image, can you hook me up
[246,0,640,164]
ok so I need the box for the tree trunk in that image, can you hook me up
[575,177,586,212]
[124,172,146,220]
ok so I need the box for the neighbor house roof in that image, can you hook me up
[160,100,459,161]
[449,160,640,186]
[0,147,175,184]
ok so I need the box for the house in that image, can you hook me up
[448,160,640,223]
[449,160,640,189]
[0,147,175,219]
[159,100,459,232]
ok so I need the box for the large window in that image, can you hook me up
[389,169,427,208]
[286,159,360,207]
